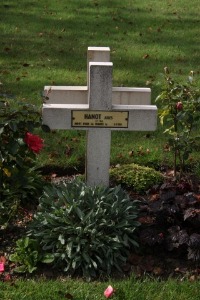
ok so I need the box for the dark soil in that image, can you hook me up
[0,171,200,282]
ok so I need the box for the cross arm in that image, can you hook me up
[44,86,151,105]
[112,104,157,131]
[42,104,157,131]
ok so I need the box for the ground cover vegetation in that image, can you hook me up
[1,0,200,298]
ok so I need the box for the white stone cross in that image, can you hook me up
[42,47,157,187]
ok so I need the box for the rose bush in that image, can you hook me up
[0,98,45,227]
[156,70,200,178]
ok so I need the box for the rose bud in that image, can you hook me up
[176,102,183,110]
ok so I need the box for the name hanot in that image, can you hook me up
[84,113,101,119]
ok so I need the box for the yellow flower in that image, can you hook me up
[3,168,11,177]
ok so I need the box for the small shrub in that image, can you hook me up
[28,179,140,279]
[9,237,54,273]
[110,163,163,193]
[156,70,200,178]
[0,98,45,226]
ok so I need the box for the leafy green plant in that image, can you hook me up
[0,99,45,226]
[156,70,200,178]
[9,236,54,273]
[28,179,140,279]
[110,163,163,193]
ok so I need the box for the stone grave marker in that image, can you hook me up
[42,47,157,187]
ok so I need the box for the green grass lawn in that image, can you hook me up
[1,276,200,300]
[1,0,200,171]
[1,0,199,101]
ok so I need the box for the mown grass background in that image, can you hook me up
[1,276,200,300]
[1,0,199,99]
[1,0,200,173]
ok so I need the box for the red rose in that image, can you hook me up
[176,101,183,110]
[24,132,44,154]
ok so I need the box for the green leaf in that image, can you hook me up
[58,234,65,245]
[9,253,19,262]
[9,121,17,131]
[66,242,73,258]
[41,253,54,264]
[91,259,97,269]
[28,265,37,273]
[74,206,84,220]
[13,265,27,273]
[82,252,90,264]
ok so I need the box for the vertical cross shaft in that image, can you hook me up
[86,62,113,186]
